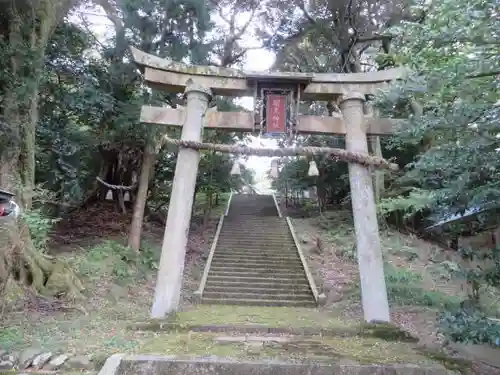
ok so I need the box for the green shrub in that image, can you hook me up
[438,308,500,345]
[0,326,23,350]
[385,264,422,284]
[385,264,461,309]
[22,208,60,252]
[76,240,159,282]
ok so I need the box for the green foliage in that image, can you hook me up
[449,246,500,305]
[438,309,500,345]
[32,0,239,214]
[434,246,500,345]
[0,326,23,350]
[384,264,461,309]
[385,264,423,285]
[77,240,159,282]
[378,188,436,219]
[272,137,350,209]
[377,0,500,227]
[22,209,60,252]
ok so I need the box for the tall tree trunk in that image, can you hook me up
[0,0,83,298]
[128,143,156,251]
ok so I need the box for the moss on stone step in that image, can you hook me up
[416,347,473,375]
[137,331,442,366]
[359,321,419,343]
[128,306,420,344]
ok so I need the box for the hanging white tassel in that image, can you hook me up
[105,189,113,200]
[308,160,319,177]
[230,161,241,175]
[124,191,131,202]
[270,160,279,179]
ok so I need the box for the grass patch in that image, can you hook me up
[0,326,24,350]
[1,239,161,355]
[385,264,462,309]
[344,264,462,309]
[318,210,464,309]
[70,240,159,284]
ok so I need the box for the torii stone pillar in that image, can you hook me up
[151,82,212,318]
[339,92,390,323]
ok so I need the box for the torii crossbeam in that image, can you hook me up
[131,47,407,323]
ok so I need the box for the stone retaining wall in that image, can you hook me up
[98,355,455,375]
[0,348,93,372]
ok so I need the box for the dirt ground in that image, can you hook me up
[1,204,499,374]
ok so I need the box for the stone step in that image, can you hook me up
[223,217,284,222]
[212,254,301,261]
[209,270,305,279]
[220,227,288,233]
[221,229,286,234]
[218,236,293,242]
[224,220,288,229]
[209,262,304,270]
[201,297,316,307]
[207,275,310,284]
[227,210,277,213]
[220,224,288,229]
[205,279,311,289]
[202,194,315,308]
[213,250,298,257]
[219,228,290,234]
[223,219,286,224]
[229,202,275,204]
[218,233,291,239]
[213,252,299,258]
[203,285,312,294]
[216,241,295,247]
[214,247,297,253]
[215,250,297,256]
[223,218,285,223]
[229,206,276,209]
[217,242,295,248]
[203,290,313,301]
[210,262,303,269]
[210,258,303,266]
[230,199,275,203]
[227,208,277,212]
[219,235,289,240]
[210,265,305,273]
[216,247,295,252]
[217,237,294,243]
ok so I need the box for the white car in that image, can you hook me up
[0,189,20,220]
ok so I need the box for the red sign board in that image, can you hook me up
[265,94,287,133]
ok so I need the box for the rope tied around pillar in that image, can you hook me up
[162,135,398,171]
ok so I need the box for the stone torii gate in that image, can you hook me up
[131,47,406,322]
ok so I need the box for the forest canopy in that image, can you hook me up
[0,0,498,346]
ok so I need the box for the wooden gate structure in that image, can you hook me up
[131,47,406,322]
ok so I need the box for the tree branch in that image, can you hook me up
[466,70,500,79]
[355,34,393,44]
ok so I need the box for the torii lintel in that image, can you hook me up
[130,47,409,99]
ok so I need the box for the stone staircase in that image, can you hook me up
[200,194,316,307]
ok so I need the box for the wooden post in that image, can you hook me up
[151,81,212,318]
[339,92,390,323]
